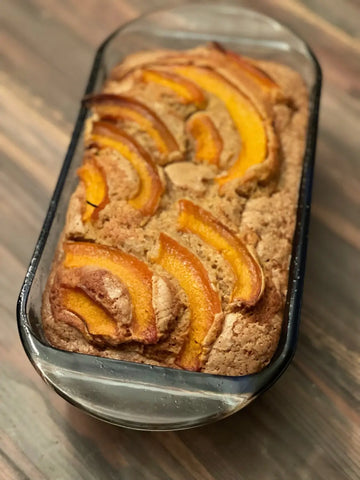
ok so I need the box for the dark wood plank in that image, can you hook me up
[1,0,359,479]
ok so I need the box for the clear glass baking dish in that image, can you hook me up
[17,3,321,431]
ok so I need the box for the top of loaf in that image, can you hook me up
[42,43,308,375]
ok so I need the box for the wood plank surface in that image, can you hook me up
[1,0,359,479]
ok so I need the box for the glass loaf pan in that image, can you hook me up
[17,3,321,430]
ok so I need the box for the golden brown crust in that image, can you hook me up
[204,281,283,375]
[42,43,308,375]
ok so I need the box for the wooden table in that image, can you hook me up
[1,1,359,478]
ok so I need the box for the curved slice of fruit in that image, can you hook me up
[61,287,117,337]
[85,93,179,156]
[91,121,164,216]
[77,159,109,222]
[140,69,207,109]
[225,50,279,90]
[178,199,264,305]
[153,233,222,371]
[208,42,279,91]
[186,113,223,166]
[63,241,157,343]
[172,65,268,185]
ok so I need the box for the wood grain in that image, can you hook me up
[1,0,359,479]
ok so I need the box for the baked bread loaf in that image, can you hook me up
[42,43,308,375]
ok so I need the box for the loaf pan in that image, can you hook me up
[17,3,321,430]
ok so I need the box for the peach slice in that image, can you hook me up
[172,65,269,185]
[140,69,207,109]
[91,121,164,216]
[208,42,279,91]
[153,233,222,371]
[178,199,264,306]
[84,93,179,157]
[225,50,278,90]
[63,241,157,343]
[186,113,223,166]
[61,287,117,338]
[55,265,132,344]
[77,159,109,222]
